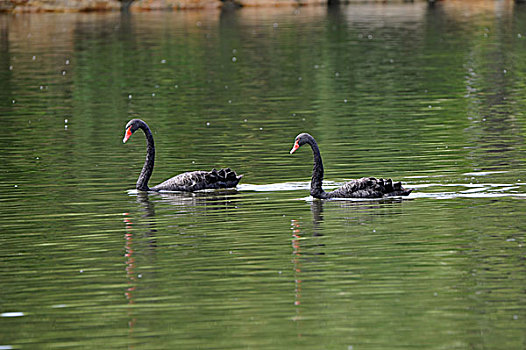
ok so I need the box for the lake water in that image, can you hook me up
[1,2,525,349]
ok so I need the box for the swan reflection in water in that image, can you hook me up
[291,200,326,326]
[122,190,240,337]
[290,198,408,328]
[123,189,240,281]
[123,192,157,318]
[123,192,158,335]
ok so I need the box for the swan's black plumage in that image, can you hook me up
[123,119,242,192]
[290,133,412,199]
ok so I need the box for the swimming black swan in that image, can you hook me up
[289,133,412,199]
[123,119,242,191]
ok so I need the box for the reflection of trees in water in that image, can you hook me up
[425,1,525,171]
[0,20,10,106]
[461,10,524,170]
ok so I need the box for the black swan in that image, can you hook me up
[123,119,242,192]
[289,133,412,199]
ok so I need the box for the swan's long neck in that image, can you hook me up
[308,137,328,199]
[137,123,155,191]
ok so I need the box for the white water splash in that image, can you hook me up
[1,312,25,317]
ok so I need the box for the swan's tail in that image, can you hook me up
[206,168,243,188]
[380,178,413,196]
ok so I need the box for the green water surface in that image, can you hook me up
[0,3,525,349]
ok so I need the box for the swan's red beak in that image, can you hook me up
[123,127,132,143]
[290,140,300,154]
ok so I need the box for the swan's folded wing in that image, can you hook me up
[328,177,412,198]
[151,169,242,192]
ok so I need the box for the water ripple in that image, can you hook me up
[128,180,526,200]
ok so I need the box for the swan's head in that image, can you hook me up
[290,133,313,154]
[123,119,143,143]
